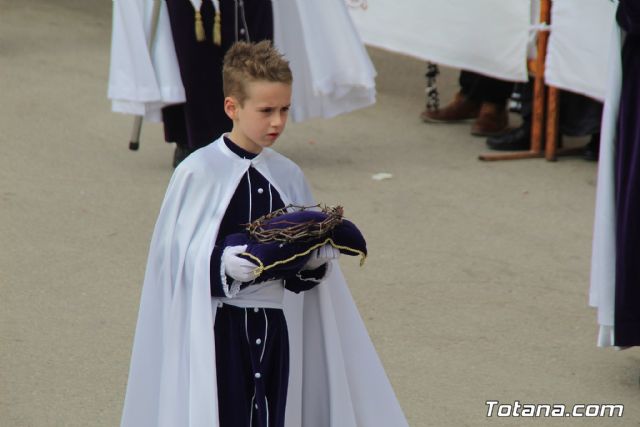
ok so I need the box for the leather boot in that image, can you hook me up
[583,133,600,161]
[471,102,509,136]
[486,122,531,151]
[420,92,480,123]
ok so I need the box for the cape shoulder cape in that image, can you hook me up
[121,136,408,426]
[108,0,184,122]
[108,0,376,123]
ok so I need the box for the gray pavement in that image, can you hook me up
[1,1,639,426]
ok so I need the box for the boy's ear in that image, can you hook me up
[224,96,239,120]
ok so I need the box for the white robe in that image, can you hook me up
[108,0,376,123]
[588,25,623,348]
[108,0,184,122]
[120,135,408,427]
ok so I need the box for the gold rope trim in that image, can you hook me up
[241,238,367,277]
[213,11,221,46]
[194,10,206,42]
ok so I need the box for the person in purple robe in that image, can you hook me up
[613,0,640,347]
[162,0,274,167]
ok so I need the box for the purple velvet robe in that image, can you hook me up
[614,0,640,346]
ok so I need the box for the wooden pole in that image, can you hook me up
[545,86,559,161]
[545,85,584,160]
[478,0,551,162]
[530,0,551,154]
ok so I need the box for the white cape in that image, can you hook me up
[272,0,376,120]
[120,136,408,427]
[589,25,623,348]
[544,0,617,102]
[108,0,184,122]
[108,0,376,123]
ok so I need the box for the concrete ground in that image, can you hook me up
[1,1,639,426]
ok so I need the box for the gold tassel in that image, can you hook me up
[194,10,206,42]
[213,10,221,46]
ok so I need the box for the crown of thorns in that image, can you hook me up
[246,204,344,243]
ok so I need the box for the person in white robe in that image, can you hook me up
[120,41,407,427]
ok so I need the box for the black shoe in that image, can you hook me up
[583,133,600,161]
[173,144,190,168]
[486,124,530,151]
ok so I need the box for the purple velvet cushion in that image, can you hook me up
[223,210,367,279]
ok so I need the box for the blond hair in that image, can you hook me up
[222,41,293,105]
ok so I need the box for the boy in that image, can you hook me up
[120,41,408,427]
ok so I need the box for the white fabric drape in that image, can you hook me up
[347,0,617,97]
[347,0,532,82]
[545,0,618,102]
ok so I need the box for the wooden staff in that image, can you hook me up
[129,0,163,151]
[545,86,559,160]
[478,0,551,161]
[530,0,551,155]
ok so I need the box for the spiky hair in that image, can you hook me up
[222,41,293,105]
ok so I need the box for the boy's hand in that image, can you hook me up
[223,245,258,282]
[304,244,340,270]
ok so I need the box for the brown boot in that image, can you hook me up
[470,102,509,136]
[420,92,480,123]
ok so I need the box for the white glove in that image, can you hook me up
[304,244,340,271]
[223,245,258,282]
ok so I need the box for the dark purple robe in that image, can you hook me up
[614,0,640,346]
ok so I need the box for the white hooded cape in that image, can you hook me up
[120,136,408,427]
[108,0,376,123]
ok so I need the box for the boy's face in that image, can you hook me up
[225,80,292,154]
